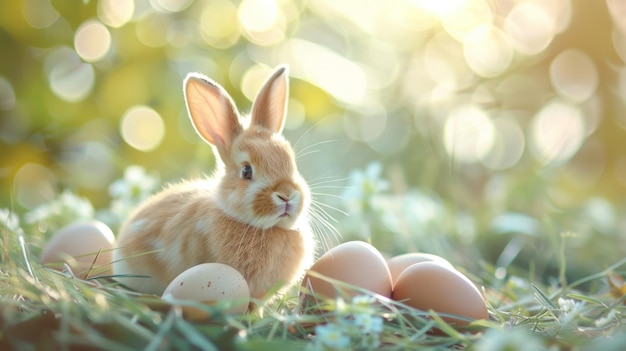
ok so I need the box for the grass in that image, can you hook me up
[2,165,626,350]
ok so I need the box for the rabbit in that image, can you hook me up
[112,65,316,300]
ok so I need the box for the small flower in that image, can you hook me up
[108,165,159,200]
[0,208,20,232]
[100,165,160,228]
[351,295,376,308]
[474,328,545,351]
[342,162,389,211]
[353,313,383,334]
[24,190,94,232]
[595,310,617,328]
[314,324,350,349]
[557,297,577,313]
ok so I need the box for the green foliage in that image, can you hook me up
[2,167,626,349]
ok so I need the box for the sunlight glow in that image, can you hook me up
[480,117,525,170]
[45,47,95,102]
[14,163,57,209]
[238,0,279,32]
[438,0,493,42]
[120,106,165,152]
[280,39,367,105]
[74,20,111,62]
[550,49,598,102]
[530,100,585,166]
[238,0,285,45]
[151,0,192,13]
[98,0,134,28]
[504,2,555,55]
[463,24,513,78]
[22,0,59,28]
[444,105,494,163]
[200,0,239,48]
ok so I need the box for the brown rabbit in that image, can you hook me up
[112,65,315,300]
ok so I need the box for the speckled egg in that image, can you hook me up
[162,263,250,315]
[392,261,488,327]
[387,252,454,285]
[302,241,392,300]
[39,220,116,279]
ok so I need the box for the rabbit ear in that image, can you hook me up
[250,65,289,135]
[184,73,243,154]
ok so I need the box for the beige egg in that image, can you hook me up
[387,252,454,285]
[39,220,116,279]
[392,261,488,327]
[302,241,392,300]
[162,263,250,315]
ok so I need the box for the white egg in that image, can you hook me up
[162,263,250,315]
[301,241,393,300]
[39,220,116,279]
[392,262,488,328]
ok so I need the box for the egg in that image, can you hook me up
[387,252,454,285]
[162,263,250,315]
[39,220,116,279]
[392,261,488,327]
[302,241,392,300]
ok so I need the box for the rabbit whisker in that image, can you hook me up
[291,116,336,151]
[295,139,338,160]
[308,199,343,253]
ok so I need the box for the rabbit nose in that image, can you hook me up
[274,193,291,203]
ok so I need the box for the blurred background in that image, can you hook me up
[2,0,626,283]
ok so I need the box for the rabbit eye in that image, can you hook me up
[241,164,253,180]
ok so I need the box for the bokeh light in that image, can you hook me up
[463,24,514,78]
[120,106,166,152]
[74,20,112,62]
[136,12,170,48]
[151,0,193,13]
[200,0,240,48]
[14,163,57,209]
[44,47,95,102]
[98,0,134,28]
[0,76,16,111]
[504,2,556,55]
[281,39,367,105]
[424,32,473,89]
[238,0,279,32]
[549,49,598,103]
[443,105,494,163]
[530,100,585,166]
[59,141,116,189]
[480,116,525,170]
[22,0,59,29]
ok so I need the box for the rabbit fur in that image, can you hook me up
[112,65,315,299]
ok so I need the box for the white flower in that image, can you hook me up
[595,310,617,328]
[474,328,545,351]
[101,165,160,227]
[353,313,383,333]
[109,165,159,201]
[0,208,20,232]
[351,295,376,307]
[314,324,350,349]
[24,190,94,231]
[557,297,577,313]
[342,162,389,211]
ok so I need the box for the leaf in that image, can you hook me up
[565,293,607,308]
[175,318,219,351]
[531,284,558,310]
[236,339,309,351]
